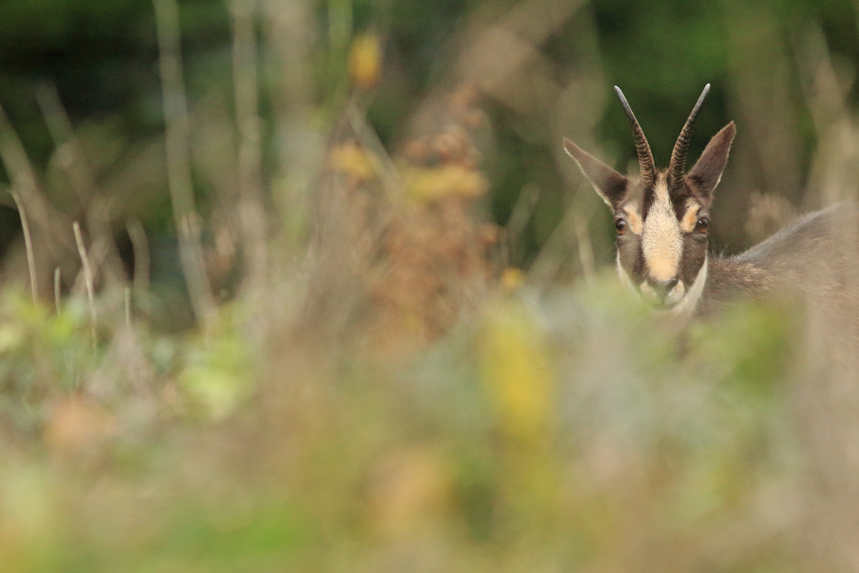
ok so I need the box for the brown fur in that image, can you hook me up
[699,204,859,320]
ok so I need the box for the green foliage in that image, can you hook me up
[0,280,809,570]
[178,311,258,421]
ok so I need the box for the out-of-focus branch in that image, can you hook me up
[795,25,859,206]
[264,0,320,251]
[153,0,217,329]
[0,102,76,263]
[35,82,127,288]
[10,191,37,303]
[455,0,586,114]
[230,0,269,304]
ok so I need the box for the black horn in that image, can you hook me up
[669,84,710,190]
[614,86,656,188]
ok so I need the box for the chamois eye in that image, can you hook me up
[696,217,710,232]
[614,218,627,235]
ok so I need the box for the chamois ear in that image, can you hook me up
[563,137,628,208]
[686,122,735,198]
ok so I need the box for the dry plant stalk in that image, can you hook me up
[153,0,217,328]
[0,104,52,242]
[230,0,269,305]
[73,221,98,345]
[11,191,38,303]
[363,87,498,357]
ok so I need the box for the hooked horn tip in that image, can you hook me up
[696,84,711,106]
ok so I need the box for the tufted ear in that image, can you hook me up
[686,122,735,198]
[563,138,628,208]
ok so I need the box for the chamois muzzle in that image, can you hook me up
[645,276,680,306]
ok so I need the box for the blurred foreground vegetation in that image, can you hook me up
[0,0,859,570]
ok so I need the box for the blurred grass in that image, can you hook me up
[0,276,808,571]
[0,0,856,570]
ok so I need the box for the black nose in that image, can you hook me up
[646,277,679,302]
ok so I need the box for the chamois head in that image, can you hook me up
[564,84,735,315]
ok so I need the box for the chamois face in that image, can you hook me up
[610,171,712,313]
[564,85,735,315]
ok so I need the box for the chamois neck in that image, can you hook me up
[696,256,774,316]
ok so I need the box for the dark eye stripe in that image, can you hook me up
[632,246,645,279]
[642,186,655,218]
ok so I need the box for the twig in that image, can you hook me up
[73,222,97,346]
[153,0,217,329]
[11,191,38,303]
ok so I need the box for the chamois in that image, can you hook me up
[563,84,859,319]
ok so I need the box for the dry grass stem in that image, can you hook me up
[526,202,579,288]
[126,219,150,302]
[506,183,541,265]
[54,267,61,314]
[153,0,217,328]
[11,191,38,303]
[346,98,402,201]
[73,221,98,345]
[125,286,132,330]
[572,210,594,283]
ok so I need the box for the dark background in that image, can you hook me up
[1,0,857,287]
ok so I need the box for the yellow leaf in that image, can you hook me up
[328,142,378,183]
[403,164,488,202]
[349,33,382,90]
[479,292,553,444]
